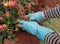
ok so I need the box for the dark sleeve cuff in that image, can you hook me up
[43,5,60,20]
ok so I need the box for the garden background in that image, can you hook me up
[0,0,60,44]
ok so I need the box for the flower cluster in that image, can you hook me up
[0,0,38,43]
[0,0,19,42]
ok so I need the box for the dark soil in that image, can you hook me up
[15,29,40,44]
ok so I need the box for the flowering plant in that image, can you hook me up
[0,1,19,43]
[0,0,37,43]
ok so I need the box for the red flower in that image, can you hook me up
[2,24,7,29]
[35,0,39,5]
[32,10,34,13]
[9,0,16,7]
[0,17,3,21]
[8,36,11,39]
[6,12,10,18]
[0,25,3,29]
[5,41,10,44]
[27,2,31,8]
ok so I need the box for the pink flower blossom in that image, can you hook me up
[6,12,10,18]
[0,17,3,21]
[9,0,16,7]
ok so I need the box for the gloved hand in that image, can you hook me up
[18,20,54,41]
[27,11,44,22]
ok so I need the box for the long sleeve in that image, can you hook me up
[18,20,55,41]
[43,6,60,20]
[45,33,60,44]
[35,26,54,41]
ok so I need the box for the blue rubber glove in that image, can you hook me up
[27,11,44,22]
[18,20,55,41]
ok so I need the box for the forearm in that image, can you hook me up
[35,26,54,41]
[45,33,60,44]
[42,6,60,20]
[22,24,55,41]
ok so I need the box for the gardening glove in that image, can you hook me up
[27,11,44,22]
[18,20,55,41]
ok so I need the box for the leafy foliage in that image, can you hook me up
[0,0,36,43]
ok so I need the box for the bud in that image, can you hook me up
[32,10,34,13]
[0,25,3,29]
[27,2,31,8]
[5,41,10,44]
[2,24,7,29]
[6,12,10,18]
[0,16,3,21]
[8,36,11,39]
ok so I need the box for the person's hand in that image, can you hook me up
[18,20,54,41]
[27,11,45,22]
[19,15,29,21]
